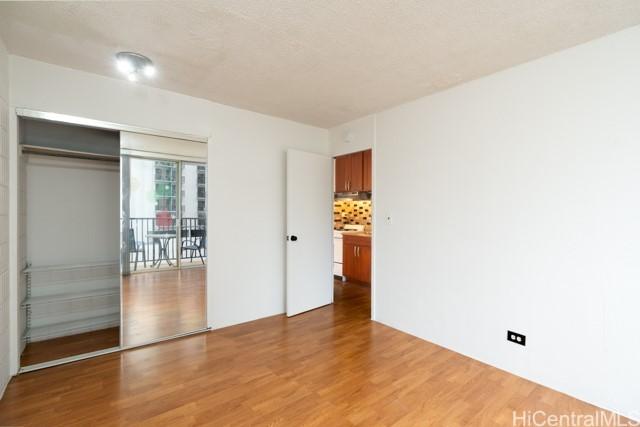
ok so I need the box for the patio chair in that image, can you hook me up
[181,228,206,264]
[129,228,146,271]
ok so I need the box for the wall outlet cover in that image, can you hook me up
[507,330,526,346]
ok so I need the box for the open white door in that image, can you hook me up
[286,149,333,316]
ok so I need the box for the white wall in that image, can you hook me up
[338,26,640,419]
[8,56,329,372]
[329,114,374,156]
[0,35,10,398]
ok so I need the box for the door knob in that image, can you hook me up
[289,235,298,241]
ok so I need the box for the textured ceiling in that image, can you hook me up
[1,1,639,128]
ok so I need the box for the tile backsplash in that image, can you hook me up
[334,200,372,230]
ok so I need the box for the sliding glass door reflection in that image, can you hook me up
[121,156,207,347]
[125,158,179,272]
[180,162,207,267]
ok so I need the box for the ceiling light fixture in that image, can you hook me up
[115,51,155,82]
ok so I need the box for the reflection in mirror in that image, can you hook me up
[121,156,207,347]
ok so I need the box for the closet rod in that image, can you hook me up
[21,144,120,163]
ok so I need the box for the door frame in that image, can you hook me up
[332,147,375,321]
[371,146,376,320]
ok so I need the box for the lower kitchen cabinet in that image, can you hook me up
[343,234,371,285]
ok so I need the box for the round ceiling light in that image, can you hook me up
[115,51,156,82]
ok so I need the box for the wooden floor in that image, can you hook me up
[20,267,206,366]
[122,267,206,347]
[20,327,120,367]
[1,281,622,426]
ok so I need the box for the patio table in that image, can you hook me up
[147,231,177,268]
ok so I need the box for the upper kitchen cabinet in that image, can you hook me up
[334,149,371,193]
[363,149,372,191]
[349,151,363,191]
[335,154,350,192]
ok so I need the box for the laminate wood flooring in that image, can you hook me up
[1,281,626,426]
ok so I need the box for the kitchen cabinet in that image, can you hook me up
[343,234,371,285]
[349,151,363,191]
[334,154,350,192]
[363,149,372,191]
[334,150,370,193]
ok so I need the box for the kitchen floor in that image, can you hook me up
[334,278,371,316]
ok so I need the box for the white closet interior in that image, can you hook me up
[19,117,121,368]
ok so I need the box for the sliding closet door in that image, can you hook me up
[120,132,208,348]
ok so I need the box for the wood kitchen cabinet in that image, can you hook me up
[343,234,371,285]
[362,149,372,191]
[334,149,370,193]
[334,154,350,192]
[349,151,363,191]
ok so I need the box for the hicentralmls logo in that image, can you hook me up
[512,410,640,427]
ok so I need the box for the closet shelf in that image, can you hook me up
[23,313,120,342]
[22,274,120,289]
[23,261,120,274]
[21,287,120,307]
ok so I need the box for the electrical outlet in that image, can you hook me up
[507,330,526,346]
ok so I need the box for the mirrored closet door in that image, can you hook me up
[120,132,207,347]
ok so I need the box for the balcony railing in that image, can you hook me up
[128,217,207,270]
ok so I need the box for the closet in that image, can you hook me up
[17,110,209,372]
[19,117,121,368]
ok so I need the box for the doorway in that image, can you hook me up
[332,149,372,316]
[285,148,373,319]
